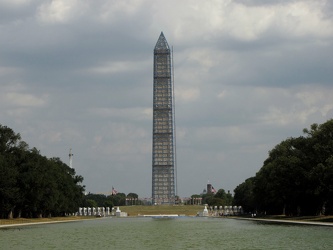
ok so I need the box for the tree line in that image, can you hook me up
[82,192,139,208]
[0,125,85,219]
[234,119,333,216]
[190,189,234,207]
[4,118,332,218]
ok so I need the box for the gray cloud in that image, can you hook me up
[234,0,294,6]
[1,0,332,197]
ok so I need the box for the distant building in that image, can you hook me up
[152,32,176,205]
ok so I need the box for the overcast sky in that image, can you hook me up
[1,0,332,198]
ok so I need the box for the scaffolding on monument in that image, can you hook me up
[152,32,177,205]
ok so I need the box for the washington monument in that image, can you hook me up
[152,32,176,205]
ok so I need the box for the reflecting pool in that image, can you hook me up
[1,217,333,249]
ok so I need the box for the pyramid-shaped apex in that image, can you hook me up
[154,32,170,50]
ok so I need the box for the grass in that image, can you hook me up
[0,216,96,226]
[118,205,205,216]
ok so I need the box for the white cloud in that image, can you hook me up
[87,60,149,75]
[193,125,255,146]
[295,86,333,117]
[5,108,30,118]
[0,83,48,121]
[221,1,333,41]
[258,85,333,126]
[176,87,200,102]
[296,87,329,107]
[217,90,227,99]
[88,107,151,121]
[98,0,148,22]
[0,66,20,76]
[4,92,47,107]
[41,130,62,143]
[149,0,333,44]
[37,0,86,23]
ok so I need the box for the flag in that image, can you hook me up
[112,186,118,195]
[212,186,217,194]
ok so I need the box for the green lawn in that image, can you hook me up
[118,205,205,216]
[0,216,96,226]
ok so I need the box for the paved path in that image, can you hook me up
[235,217,333,227]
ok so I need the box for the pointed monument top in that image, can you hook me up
[154,32,170,51]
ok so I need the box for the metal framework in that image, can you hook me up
[152,32,176,205]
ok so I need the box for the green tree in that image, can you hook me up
[210,189,233,207]
[85,199,98,208]
[85,193,107,207]
[234,177,256,213]
[104,200,114,208]
[250,119,333,215]
[0,154,19,218]
[0,124,85,218]
[0,125,22,218]
[127,193,138,199]
[303,120,333,214]
[254,137,311,215]
[201,193,214,206]
[109,193,126,206]
[0,125,22,153]
[214,189,227,200]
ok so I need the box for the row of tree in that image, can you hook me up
[85,190,234,208]
[190,189,234,207]
[3,118,331,218]
[82,192,139,208]
[0,125,85,219]
[234,119,333,216]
